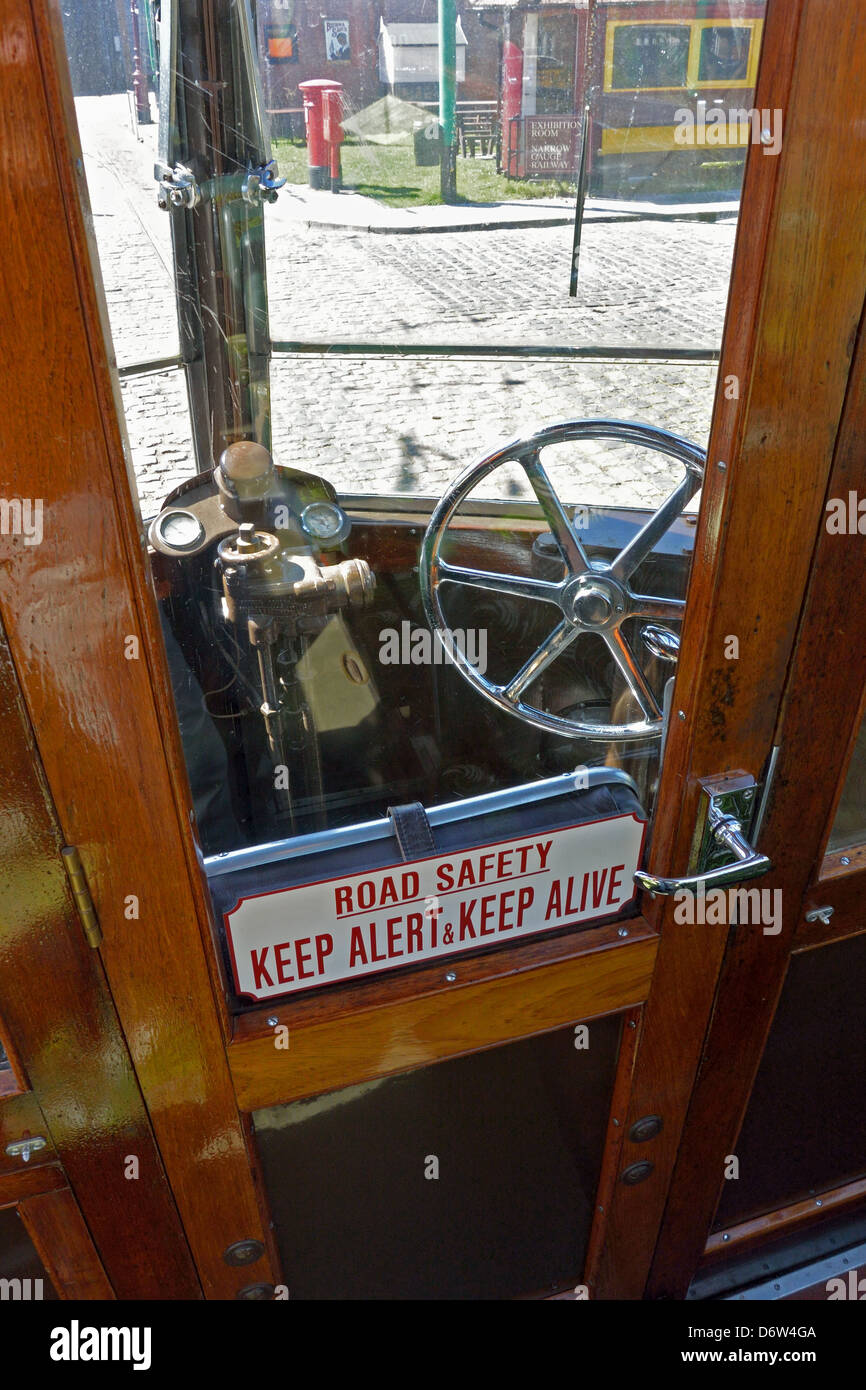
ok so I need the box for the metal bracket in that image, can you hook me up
[155,162,201,211]
[61,846,102,949]
[242,160,285,206]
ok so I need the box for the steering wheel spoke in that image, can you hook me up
[502,620,579,702]
[629,594,686,622]
[438,560,563,607]
[609,471,699,584]
[604,629,663,722]
[521,451,592,575]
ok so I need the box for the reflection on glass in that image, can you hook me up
[610,24,691,91]
[699,26,753,83]
[58,2,764,927]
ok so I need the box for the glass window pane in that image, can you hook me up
[714,934,866,1228]
[828,707,866,852]
[253,1015,621,1298]
[611,24,690,91]
[0,1208,59,1301]
[56,2,765,1005]
[698,25,753,83]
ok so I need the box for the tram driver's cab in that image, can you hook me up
[149,417,702,1011]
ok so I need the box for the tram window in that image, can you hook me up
[828,707,866,853]
[609,25,690,92]
[714,933,866,1228]
[57,1,764,1003]
[0,1208,60,1301]
[253,1014,620,1299]
[697,25,752,84]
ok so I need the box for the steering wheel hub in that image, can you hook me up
[564,573,623,630]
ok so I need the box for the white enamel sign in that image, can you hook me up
[225,814,646,1001]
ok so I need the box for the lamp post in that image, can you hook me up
[438,0,457,202]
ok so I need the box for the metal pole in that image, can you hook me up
[569,105,591,297]
[438,0,457,202]
[129,0,152,124]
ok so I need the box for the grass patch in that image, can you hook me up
[272,137,575,207]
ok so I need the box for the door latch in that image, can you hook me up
[5,1134,48,1164]
[635,777,771,896]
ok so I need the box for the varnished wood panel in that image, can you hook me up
[0,1165,67,1206]
[0,1093,58,1181]
[0,0,279,1296]
[702,1178,866,1266]
[21,1188,114,1300]
[598,0,866,1298]
[794,872,866,950]
[230,932,657,1111]
[0,624,199,1296]
[644,90,866,1292]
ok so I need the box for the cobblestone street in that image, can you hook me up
[79,97,737,519]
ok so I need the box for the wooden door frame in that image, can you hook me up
[595,0,866,1297]
[647,307,866,1298]
[0,0,281,1298]
[0,620,200,1298]
[3,0,864,1301]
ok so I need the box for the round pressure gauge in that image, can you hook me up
[300,500,349,546]
[153,509,205,552]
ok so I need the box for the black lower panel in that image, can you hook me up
[254,1015,622,1299]
[715,932,866,1229]
[0,1206,58,1299]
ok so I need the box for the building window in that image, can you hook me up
[266,22,299,63]
[610,24,690,91]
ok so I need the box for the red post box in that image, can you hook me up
[299,79,342,190]
[502,42,524,178]
[322,86,344,193]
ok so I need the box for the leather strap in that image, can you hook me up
[387,801,436,862]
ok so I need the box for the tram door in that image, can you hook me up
[0,622,201,1299]
[2,0,866,1298]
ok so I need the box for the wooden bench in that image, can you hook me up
[457,107,500,160]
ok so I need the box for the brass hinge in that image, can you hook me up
[60,846,102,949]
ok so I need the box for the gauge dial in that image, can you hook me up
[156,509,205,552]
[300,501,349,545]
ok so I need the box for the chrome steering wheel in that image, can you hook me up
[419,419,705,742]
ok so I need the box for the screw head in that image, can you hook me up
[445,971,457,983]
[621,1160,654,1185]
[629,1114,663,1143]
[716,459,727,471]
[617,927,628,938]
[267,1016,278,1027]
[224,1239,265,1267]
[841,857,851,866]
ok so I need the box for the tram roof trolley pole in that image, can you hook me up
[154,0,284,473]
